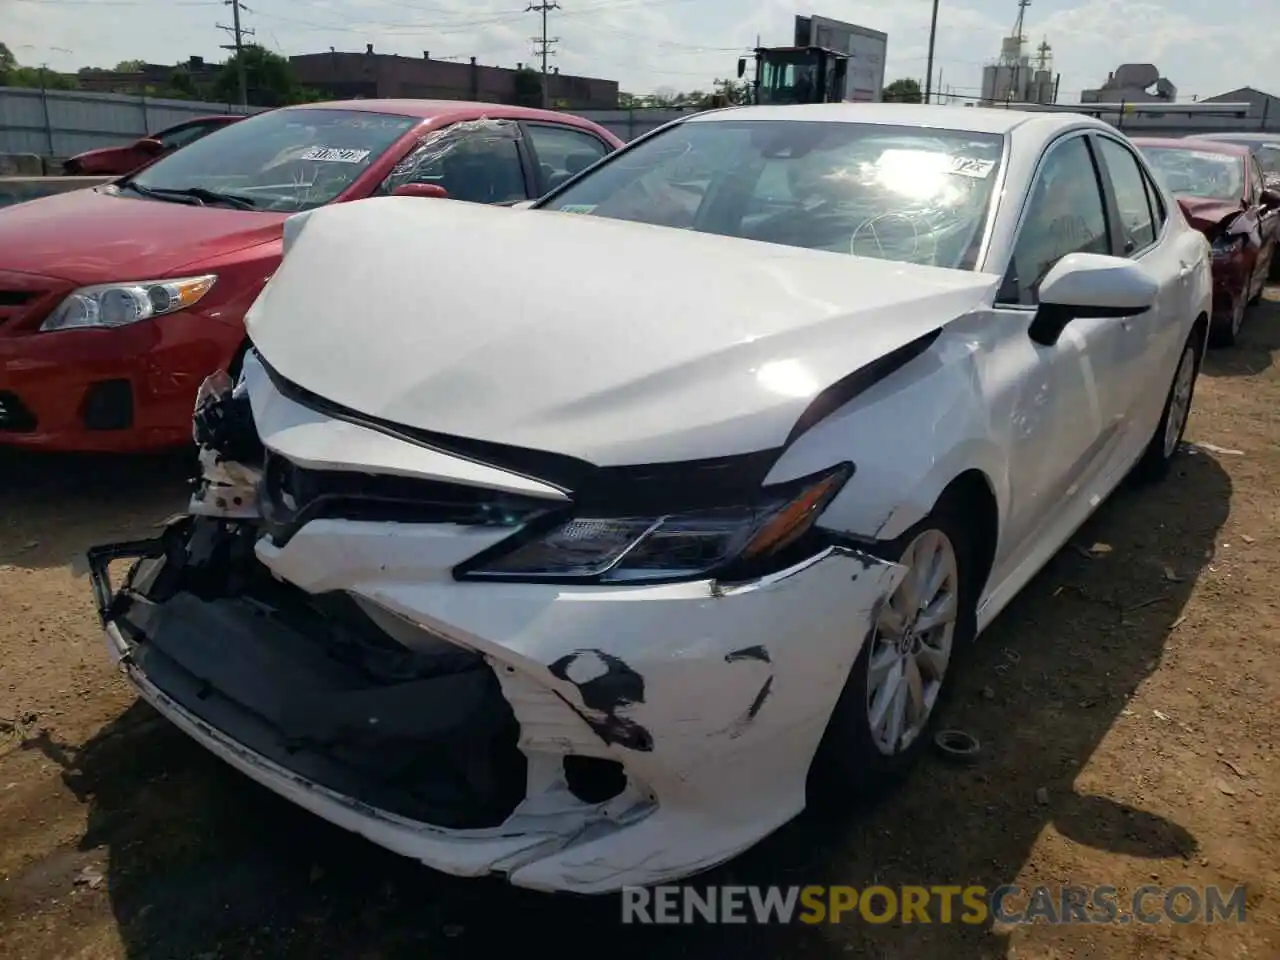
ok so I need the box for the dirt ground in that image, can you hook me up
[1,295,1278,960]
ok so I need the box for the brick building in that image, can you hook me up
[289,47,618,110]
[76,56,219,95]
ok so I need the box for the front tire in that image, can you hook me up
[1210,292,1246,348]
[1134,330,1201,484]
[809,492,978,802]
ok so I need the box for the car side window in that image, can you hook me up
[1096,137,1156,255]
[525,124,611,192]
[156,123,210,151]
[1247,155,1264,203]
[1003,135,1111,306]
[378,122,529,204]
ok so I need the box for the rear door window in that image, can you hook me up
[525,124,612,193]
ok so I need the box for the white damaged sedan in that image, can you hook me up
[88,104,1212,893]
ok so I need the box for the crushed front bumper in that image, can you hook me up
[89,522,904,893]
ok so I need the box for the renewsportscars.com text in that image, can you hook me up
[621,884,1248,926]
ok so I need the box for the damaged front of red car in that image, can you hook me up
[1179,195,1265,334]
[1133,137,1279,346]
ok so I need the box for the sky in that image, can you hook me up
[5,0,1278,103]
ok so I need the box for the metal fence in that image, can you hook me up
[0,86,690,158]
[5,85,1278,160]
[0,87,260,158]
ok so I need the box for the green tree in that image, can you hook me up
[882,77,922,103]
[703,77,750,107]
[0,42,76,89]
[164,66,199,100]
[114,59,147,72]
[512,66,542,108]
[212,44,303,106]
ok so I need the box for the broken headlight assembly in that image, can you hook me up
[458,463,852,584]
[1210,233,1244,259]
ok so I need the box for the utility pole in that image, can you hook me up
[924,0,940,104]
[217,0,255,107]
[526,2,560,109]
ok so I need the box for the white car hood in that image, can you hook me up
[247,196,998,468]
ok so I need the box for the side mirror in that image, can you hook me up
[737,58,747,79]
[1260,187,1280,211]
[134,137,165,156]
[392,182,449,199]
[1028,253,1159,347]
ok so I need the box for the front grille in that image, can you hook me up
[0,289,41,326]
[0,391,37,432]
[0,270,66,329]
[260,451,553,547]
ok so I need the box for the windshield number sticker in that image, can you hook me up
[948,156,996,178]
[299,147,372,164]
[558,204,597,214]
[1185,150,1234,164]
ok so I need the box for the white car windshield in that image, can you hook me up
[127,108,417,212]
[1139,146,1244,202]
[540,119,1006,270]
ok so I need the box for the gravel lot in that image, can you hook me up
[2,294,1278,959]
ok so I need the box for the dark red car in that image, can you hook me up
[0,100,623,452]
[63,115,244,176]
[1133,137,1279,346]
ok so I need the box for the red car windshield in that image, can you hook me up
[1139,146,1244,203]
[127,108,417,212]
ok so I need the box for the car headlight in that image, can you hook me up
[1210,233,1244,259]
[459,463,852,584]
[40,275,217,332]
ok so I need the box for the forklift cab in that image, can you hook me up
[737,46,850,105]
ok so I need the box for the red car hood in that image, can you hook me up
[0,186,288,283]
[1176,195,1244,233]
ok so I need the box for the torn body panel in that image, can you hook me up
[92,512,903,893]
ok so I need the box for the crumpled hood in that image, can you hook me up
[1176,195,1245,234]
[0,186,287,283]
[247,197,998,466]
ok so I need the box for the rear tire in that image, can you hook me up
[1134,329,1201,484]
[808,491,979,804]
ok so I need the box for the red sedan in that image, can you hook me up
[1133,137,1279,346]
[0,100,623,452]
[63,115,244,176]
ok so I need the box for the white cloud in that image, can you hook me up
[4,0,1276,101]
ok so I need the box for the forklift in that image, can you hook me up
[736,46,852,105]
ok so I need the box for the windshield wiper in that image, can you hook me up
[118,182,257,210]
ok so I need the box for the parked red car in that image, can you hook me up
[1133,137,1280,346]
[63,115,244,176]
[0,100,623,452]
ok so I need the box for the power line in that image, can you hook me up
[216,0,255,106]
[525,1,559,108]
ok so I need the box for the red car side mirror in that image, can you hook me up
[134,137,166,156]
[392,183,449,199]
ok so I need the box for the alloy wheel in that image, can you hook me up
[865,528,959,756]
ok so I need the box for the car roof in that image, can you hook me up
[685,102,1104,137]
[1189,132,1280,143]
[1131,136,1250,156]
[280,99,590,125]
